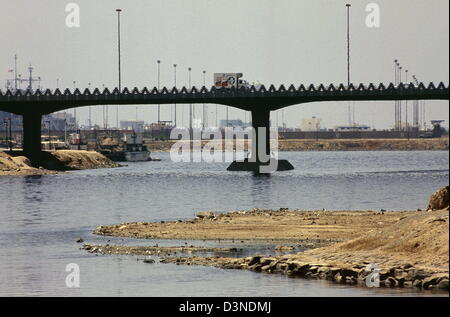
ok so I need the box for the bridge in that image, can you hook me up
[0,81,448,172]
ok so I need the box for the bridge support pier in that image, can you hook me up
[22,114,42,167]
[227,109,294,173]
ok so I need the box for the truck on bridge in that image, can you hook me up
[214,73,249,89]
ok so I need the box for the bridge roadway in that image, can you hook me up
[0,82,448,172]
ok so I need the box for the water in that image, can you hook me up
[0,151,448,296]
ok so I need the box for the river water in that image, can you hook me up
[0,151,448,296]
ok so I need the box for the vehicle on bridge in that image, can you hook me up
[214,73,250,89]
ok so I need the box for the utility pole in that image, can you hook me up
[173,64,177,127]
[188,67,192,130]
[202,70,206,129]
[394,60,398,130]
[405,69,409,139]
[157,60,161,123]
[346,4,352,127]
[14,54,18,90]
[116,8,122,129]
[73,81,77,128]
[398,66,402,130]
[88,82,92,129]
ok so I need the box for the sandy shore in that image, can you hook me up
[92,208,449,291]
[94,209,419,244]
[146,138,449,152]
[0,150,119,176]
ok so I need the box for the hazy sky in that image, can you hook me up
[1,0,448,129]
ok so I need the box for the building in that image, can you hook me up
[334,124,371,132]
[0,111,22,131]
[219,119,251,128]
[120,120,145,132]
[300,117,322,131]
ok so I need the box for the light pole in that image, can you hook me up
[399,66,402,130]
[14,54,18,90]
[116,8,122,129]
[188,67,192,130]
[73,81,77,128]
[394,60,398,130]
[346,3,352,127]
[88,82,92,129]
[405,69,409,139]
[173,64,177,127]
[157,60,161,123]
[202,70,206,129]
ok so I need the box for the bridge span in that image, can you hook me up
[0,81,448,172]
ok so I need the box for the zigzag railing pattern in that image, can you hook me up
[0,82,448,115]
[0,82,448,98]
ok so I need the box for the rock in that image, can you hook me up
[261,265,272,272]
[334,273,343,283]
[345,276,357,285]
[384,277,398,288]
[407,269,429,281]
[248,264,262,272]
[437,279,449,290]
[247,256,262,266]
[413,280,423,288]
[259,258,275,267]
[275,262,288,272]
[76,238,84,243]
[340,268,358,278]
[275,246,295,251]
[196,211,215,219]
[422,274,448,290]
[427,186,449,211]
[403,281,414,288]
[402,263,414,269]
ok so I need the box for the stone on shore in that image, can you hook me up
[427,186,449,211]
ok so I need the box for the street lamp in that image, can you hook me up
[394,60,398,130]
[346,4,352,127]
[157,60,161,123]
[399,66,403,130]
[405,69,409,139]
[202,70,206,129]
[116,8,122,130]
[173,64,177,127]
[346,4,351,85]
[188,67,192,130]
[73,81,77,127]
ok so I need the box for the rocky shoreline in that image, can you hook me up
[82,243,239,256]
[161,254,449,291]
[87,187,449,293]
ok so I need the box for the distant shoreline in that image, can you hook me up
[147,137,449,152]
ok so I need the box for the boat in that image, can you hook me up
[122,131,151,162]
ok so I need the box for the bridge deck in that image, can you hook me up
[0,82,448,115]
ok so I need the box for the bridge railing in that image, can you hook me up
[0,82,448,99]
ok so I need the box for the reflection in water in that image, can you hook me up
[0,151,448,296]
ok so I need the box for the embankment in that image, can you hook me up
[146,138,449,152]
[93,208,449,291]
[0,150,119,176]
